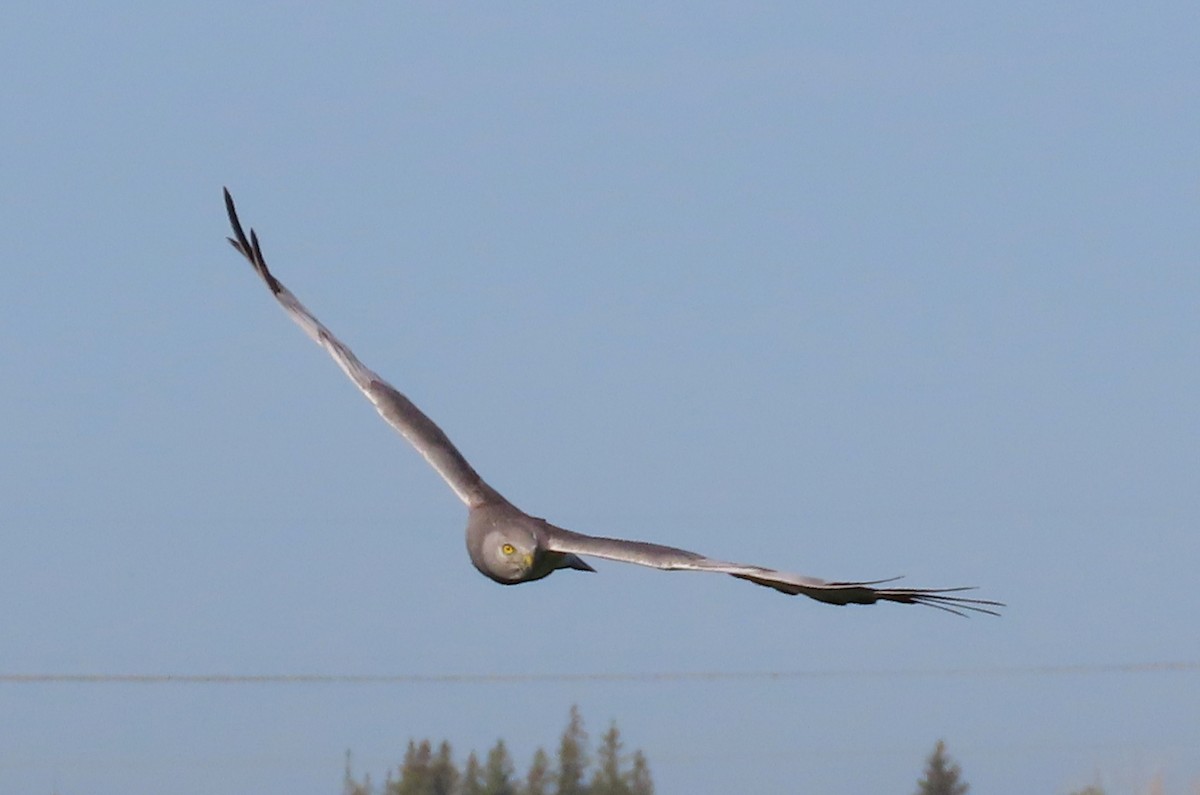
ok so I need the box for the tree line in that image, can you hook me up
[345,714,1144,795]
[343,705,652,795]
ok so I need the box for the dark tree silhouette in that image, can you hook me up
[591,722,631,795]
[389,740,434,795]
[555,705,590,795]
[523,747,551,795]
[344,751,372,795]
[430,741,458,795]
[914,739,969,795]
[628,750,653,795]
[484,739,517,795]
[461,751,484,795]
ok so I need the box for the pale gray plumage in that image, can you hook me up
[223,189,1002,616]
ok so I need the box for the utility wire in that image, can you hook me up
[1,661,1196,685]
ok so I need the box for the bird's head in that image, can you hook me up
[475,526,539,584]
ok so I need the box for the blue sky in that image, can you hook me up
[2,3,1197,793]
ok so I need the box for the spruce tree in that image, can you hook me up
[390,739,434,795]
[462,751,485,795]
[555,705,590,795]
[343,750,372,795]
[591,722,631,795]
[628,750,653,795]
[429,741,458,795]
[523,747,551,795]
[484,739,517,795]
[914,740,969,795]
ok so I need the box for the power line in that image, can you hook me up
[1,661,1196,685]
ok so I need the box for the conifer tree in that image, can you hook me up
[429,741,458,795]
[484,739,517,795]
[914,740,969,795]
[555,705,590,795]
[523,747,552,795]
[390,739,434,795]
[628,750,653,795]
[343,751,372,795]
[462,751,485,795]
[591,722,631,795]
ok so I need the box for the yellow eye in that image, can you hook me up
[501,543,516,555]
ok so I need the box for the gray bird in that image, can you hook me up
[224,189,1001,616]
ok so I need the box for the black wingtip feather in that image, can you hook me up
[908,593,1005,618]
[222,188,284,295]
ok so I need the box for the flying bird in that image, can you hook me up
[223,189,1001,616]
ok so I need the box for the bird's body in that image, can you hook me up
[223,189,1001,616]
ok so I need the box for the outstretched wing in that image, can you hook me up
[223,189,503,509]
[541,525,1002,616]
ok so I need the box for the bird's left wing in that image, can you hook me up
[223,189,503,509]
[541,525,1002,616]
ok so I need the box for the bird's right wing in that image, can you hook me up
[541,525,1002,616]
[223,189,502,509]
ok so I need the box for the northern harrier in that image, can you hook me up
[223,190,1001,616]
